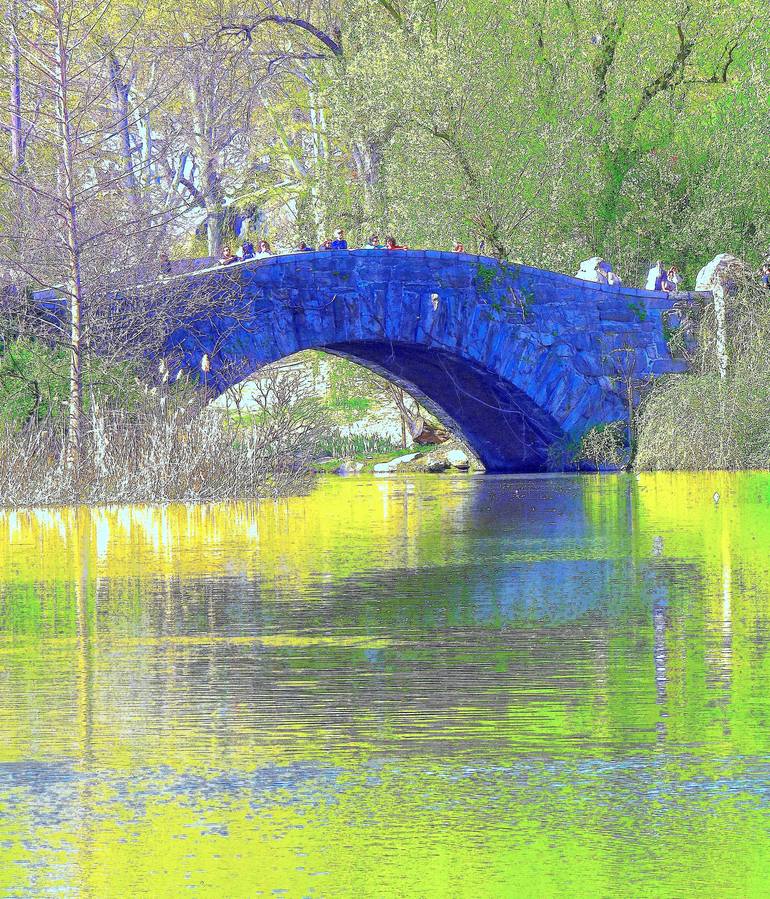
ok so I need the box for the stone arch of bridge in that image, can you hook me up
[215,340,566,473]
[161,249,684,471]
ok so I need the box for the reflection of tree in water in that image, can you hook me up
[2,472,770,767]
[74,515,98,888]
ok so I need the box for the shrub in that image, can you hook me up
[574,422,628,471]
[636,272,770,470]
[319,432,403,459]
[635,356,770,470]
[0,391,326,507]
[547,422,627,471]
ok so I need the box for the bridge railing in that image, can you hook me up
[30,249,720,307]
[146,251,720,301]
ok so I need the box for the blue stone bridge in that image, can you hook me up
[164,250,689,472]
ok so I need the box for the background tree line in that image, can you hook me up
[3,0,763,275]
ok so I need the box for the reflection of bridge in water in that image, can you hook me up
[158,250,698,472]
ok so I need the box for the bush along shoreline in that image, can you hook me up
[559,268,770,473]
[0,393,325,508]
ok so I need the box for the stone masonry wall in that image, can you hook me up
[164,250,689,471]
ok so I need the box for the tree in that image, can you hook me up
[0,0,212,468]
[220,0,768,272]
[0,0,109,466]
[136,1,269,257]
[220,0,416,236]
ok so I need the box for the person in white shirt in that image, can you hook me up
[576,257,622,285]
[646,261,666,291]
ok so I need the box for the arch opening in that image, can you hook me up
[324,342,565,473]
[212,342,565,473]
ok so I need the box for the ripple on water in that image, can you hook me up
[1,472,770,896]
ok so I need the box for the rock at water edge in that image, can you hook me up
[373,452,422,473]
[389,453,421,467]
[335,461,364,475]
[446,449,470,469]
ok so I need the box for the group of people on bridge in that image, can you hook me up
[160,230,770,295]
[574,257,683,293]
[215,229,409,266]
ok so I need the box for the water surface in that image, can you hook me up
[2,473,770,897]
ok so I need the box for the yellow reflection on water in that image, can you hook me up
[4,472,765,591]
[2,472,770,897]
[0,477,469,589]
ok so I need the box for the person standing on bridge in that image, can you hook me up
[645,261,671,291]
[331,229,348,250]
[645,261,662,290]
[596,259,622,285]
[665,264,682,292]
[453,242,465,253]
[297,241,314,252]
[255,240,273,259]
[363,234,382,249]
[576,256,619,284]
[385,236,407,250]
[240,240,255,260]
[219,246,238,266]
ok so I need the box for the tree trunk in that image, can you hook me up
[308,90,328,242]
[206,206,225,258]
[68,274,83,471]
[353,138,387,229]
[107,50,140,204]
[52,0,84,470]
[139,108,153,184]
[389,385,417,450]
[204,162,224,257]
[8,1,25,170]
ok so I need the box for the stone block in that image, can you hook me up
[573,352,602,377]
[651,359,688,374]
[598,305,637,322]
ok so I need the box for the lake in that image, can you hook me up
[1,472,769,897]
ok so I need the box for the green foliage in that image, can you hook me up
[512,285,536,319]
[628,301,648,323]
[0,338,69,424]
[546,433,583,471]
[319,432,404,460]
[475,263,499,295]
[279,0,770,281]
[328,395,371,414]
[0,337,153,427]
[548,422,627,471]
[575,422,628,471]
